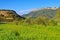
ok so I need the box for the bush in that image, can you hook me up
[49,20,57,26]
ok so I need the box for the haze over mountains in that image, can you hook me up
[0,7,60,22]
[19,7,58,15]
[22,7,60,19]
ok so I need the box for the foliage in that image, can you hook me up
[0,9,60,40]
[55,9,60,23]
[24,18,33,24]
[0,23,60,40]
[49,20,57,26]
[33,16,49,26]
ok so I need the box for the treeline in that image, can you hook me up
[0,9,60,26]
[15,9,60,26]
[18,16,57,26]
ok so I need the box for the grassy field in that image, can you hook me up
[0,23,60,40]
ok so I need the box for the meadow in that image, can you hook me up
[0,23,60,40]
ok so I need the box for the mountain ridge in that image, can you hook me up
[22,7,60,19]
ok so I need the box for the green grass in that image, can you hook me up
[0,23,60,40]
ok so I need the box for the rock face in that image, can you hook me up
[0,9,25,22]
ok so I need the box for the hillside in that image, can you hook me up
[0,9,25,22]
[23,7,60,19]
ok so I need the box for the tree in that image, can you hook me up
[49,20,57,26]
[55,9,60,23]
[24,17,33,25]
[35,16,49,26]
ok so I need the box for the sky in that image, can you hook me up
[0,0,60,15]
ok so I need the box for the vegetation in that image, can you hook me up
[55,9,60,23]
[0,10,25,22]
[0,8,60,40]
[23,8,56,18]
[0,23,60,40]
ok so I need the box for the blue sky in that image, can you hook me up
[0,0,60,15]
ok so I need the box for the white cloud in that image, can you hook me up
[18,8,40,15]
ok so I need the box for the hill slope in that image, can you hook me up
[0,9,25,22]
[23,7,60,19]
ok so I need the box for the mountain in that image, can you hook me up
[22,7,60,19]
[0,9,25,22]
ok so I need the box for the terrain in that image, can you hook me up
[0,23,60,40]
[0,7,60,40]
[23,7,60,19]
[0,9,25,22]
